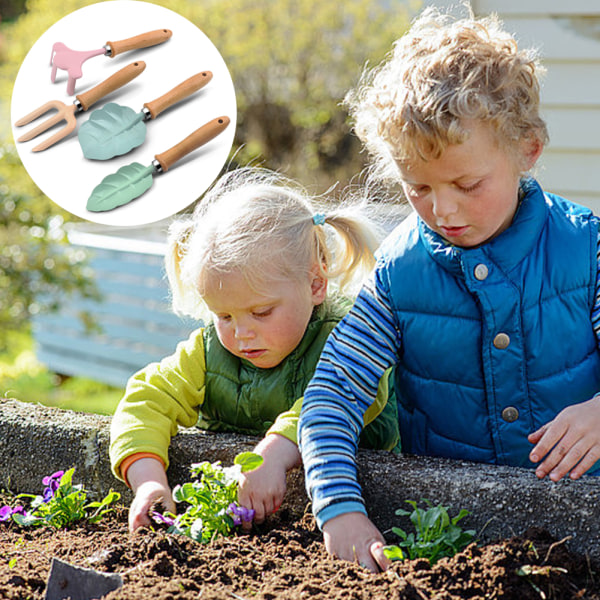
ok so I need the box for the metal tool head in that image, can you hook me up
[14,100,78,152]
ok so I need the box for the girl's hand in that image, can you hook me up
[322,512,390,573]
[126,457,175,532]
[237,434,301,529]
[528,395,600,481]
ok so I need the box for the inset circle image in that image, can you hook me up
[11,0,236,227]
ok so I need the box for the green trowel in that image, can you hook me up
[86,115,230,212]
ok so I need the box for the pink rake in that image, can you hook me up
[50,29,172,95]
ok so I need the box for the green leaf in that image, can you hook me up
[78,103,147,160]
[86,162,154,212]
[382,545,405,561]
[12,513,41,527]
[391,526,407,540]
[234,452,264,473]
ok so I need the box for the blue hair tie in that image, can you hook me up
[312,213,326,226]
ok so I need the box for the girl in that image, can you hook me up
[109,167,399,532]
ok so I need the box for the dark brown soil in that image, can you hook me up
[1,503,598,600]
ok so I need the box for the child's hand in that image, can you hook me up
[237,434,301,529]
[126,457,175,532]
[528,395,600,481]
[322,512,389,573]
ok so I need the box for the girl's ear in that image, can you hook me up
[310,266,328,306]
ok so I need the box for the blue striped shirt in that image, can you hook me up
[299,234,600,529]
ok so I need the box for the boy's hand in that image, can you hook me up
[528,395,600,481]
[322,512,390,573]
[126,457,175,532]
[237,434,301,529]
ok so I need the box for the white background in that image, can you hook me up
[11,0,237,227]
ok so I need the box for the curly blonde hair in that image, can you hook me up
[345,6,549,182]
[166,167,382,319]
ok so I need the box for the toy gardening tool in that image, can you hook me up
[50,29,172,95]
[87,115,230,212]
[78,70,213,160]
[44,557,122,600]
[14,61,146,152]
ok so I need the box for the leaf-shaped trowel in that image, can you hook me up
[86,116,230,212]
[79,71,213,160]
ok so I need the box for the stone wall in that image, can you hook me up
[1,398,598,561]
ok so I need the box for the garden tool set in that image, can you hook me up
[14,61,146,152]
[15,27,232,213]
[78,70,213,160]
[87,116,230,212]
[50,28,172,95]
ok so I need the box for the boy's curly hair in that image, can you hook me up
[346,6,549,182]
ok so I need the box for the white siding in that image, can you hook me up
[425,1,600,214]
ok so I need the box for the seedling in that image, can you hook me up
[153,452,263,544]
[0,468,120,529]
[383,499,476,565]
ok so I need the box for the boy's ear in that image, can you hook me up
[521,135,544,171]
[310,266,328,305]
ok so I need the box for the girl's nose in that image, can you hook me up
[234,322,255,340]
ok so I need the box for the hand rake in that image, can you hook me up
[14,61,146,152]
[50,29,171,95]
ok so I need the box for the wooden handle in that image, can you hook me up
[106,29,173,57]
[154,116,230,172]
[75,61,146,111]
[143,71,213,119]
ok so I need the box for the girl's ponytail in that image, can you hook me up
[313,206,381,294]
[165,219,197,317]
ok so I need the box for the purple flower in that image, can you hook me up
[227,503,255,527]
[41,471,64,503]
[151,511,176,527]
[42,471,64,489]
[0,505,27,522]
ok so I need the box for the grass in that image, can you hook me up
[1,332,123,415]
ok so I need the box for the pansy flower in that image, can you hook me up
[227,503,255,527]
[151,511,176,527]
[42,471,64,503]
[0,505,27,522]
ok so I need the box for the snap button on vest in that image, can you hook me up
[474,263,489,280]
[493,333,510,349]
[501,406,519,422]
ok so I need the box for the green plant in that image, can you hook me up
[383,499,476,564]
[1,468,120,529]
[153,452,263,544]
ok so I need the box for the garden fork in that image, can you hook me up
[14,61,146,152]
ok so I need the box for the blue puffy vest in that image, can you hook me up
[379,178,600,470]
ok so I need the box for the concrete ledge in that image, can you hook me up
[1,398,599,562]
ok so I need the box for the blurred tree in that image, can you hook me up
[0,0,27,22]
[0,149,100,350]
[164,0,415,188]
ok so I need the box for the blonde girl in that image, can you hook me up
[109,167,399,532]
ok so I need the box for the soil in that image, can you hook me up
[1,503,599,600]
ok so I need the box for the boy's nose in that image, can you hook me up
[431,190,458,219]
